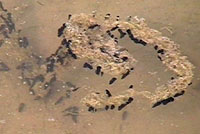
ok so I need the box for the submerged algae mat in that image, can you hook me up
[0,2,194,114]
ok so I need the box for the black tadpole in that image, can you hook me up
[88,106,97,112]
[109,77,117,85]
[110,105,115,110]
[162,97,174,105]
[188,82,192,85]
[88,24,100,29]
[174,90,185,98]
[68,48,77,59]
[126,29,134,39]
[61,39,70,47]
[110,26,119,31]
[100,47,107,53]
[154,45,158,50]
[152,97,175,108]
[157,55,162,61]
[118,103,127,111]
[105,89,112,97]
[100,72,104,76]
[126,29,147,46]
[129,85,133,89]
[83,62,93,70]
[121,70,130,79]
[152,101,162,108]
[68,14,72,20]
[105,105,109,110]
[157,49,165,54]
[95,66,102,75]
[106,30,114,38]
[118,29,126,38]
[58,23,66,37]
[105,13,111,20]
[116,16,120,21]
[126,97,134,104]
[121,57,128,62]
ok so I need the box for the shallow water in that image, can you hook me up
[0,0,200,134]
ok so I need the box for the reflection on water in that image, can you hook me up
[0,0,200,134]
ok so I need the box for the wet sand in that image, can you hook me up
[0,0,200,134]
